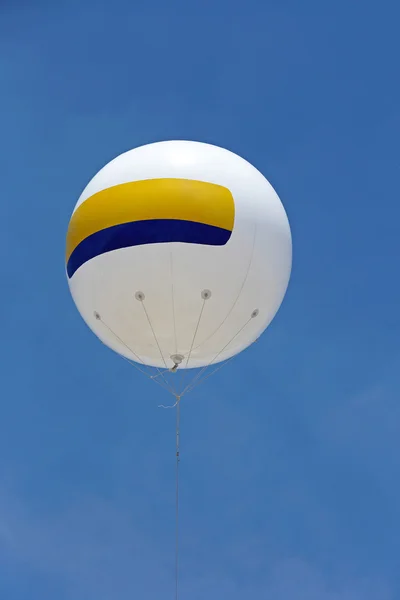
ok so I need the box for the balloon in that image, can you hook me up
[66,140,292,369]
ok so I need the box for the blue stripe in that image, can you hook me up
[67,219,232,278]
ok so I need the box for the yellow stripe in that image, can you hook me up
[66,178,235,261]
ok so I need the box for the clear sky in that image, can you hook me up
[1,1,399,598]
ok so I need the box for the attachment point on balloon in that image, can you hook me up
[135,291,145,302]
[170,354,184,370]
[201,289,212,300]
[251,309,259,318]
[94,311,101,320]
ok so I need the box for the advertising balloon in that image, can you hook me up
[66,140,292,370]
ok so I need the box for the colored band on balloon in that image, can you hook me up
[67,219,231,278]
[66,178,235,277]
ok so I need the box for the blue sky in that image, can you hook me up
[1,0,399,598]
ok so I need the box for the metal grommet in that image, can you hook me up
[171,354,184,365]
[201,289,212,300]
[251,309,259,318]
[135,291,145,302]
[170,354,184,372]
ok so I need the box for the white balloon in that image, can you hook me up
[66,140,292,369]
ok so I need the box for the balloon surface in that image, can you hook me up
[66,140,292,369]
